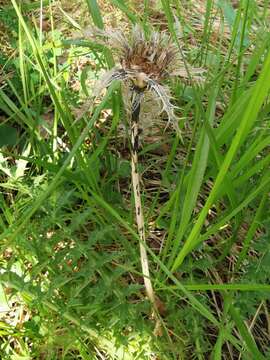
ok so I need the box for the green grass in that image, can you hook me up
[0,0,270,359]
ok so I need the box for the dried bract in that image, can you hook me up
[83,25,185,133]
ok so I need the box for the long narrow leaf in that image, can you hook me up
[172,49,270,271]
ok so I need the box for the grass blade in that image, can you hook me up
[172,49,270,271]
[229,305,266,359]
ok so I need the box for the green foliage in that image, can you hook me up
[0,125,17,147]
[0,0,270,358]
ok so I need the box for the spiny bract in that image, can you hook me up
[84,25,182,132]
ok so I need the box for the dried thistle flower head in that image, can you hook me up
[83,25,186,133]
[119,25,179,82]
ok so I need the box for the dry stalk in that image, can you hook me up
[130,88,162,335]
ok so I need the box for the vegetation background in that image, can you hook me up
[0,0,270,359]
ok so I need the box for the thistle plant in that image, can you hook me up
[83,25,182,329]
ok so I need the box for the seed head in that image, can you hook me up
[83,25,185,133]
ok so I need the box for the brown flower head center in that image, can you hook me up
[120,37,175,81]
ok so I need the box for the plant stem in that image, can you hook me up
[130,89,157,310]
